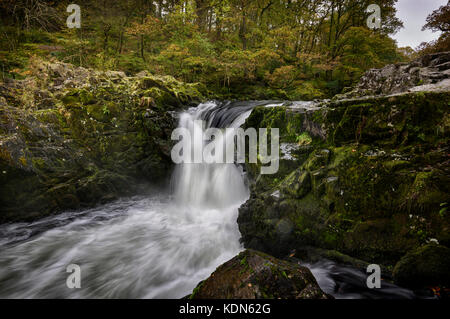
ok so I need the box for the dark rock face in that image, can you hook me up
[189,249,331,299]
[393,244,450,289]
[0,60,206,222]
[238,53,450,290]
[240,92,449,264]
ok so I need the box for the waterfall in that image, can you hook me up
[0,100,420,299]
[0,101,254,298]
[171,101,251,208]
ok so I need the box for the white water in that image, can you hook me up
[0,102,250,298]
[0,100,422,299]
[172,102,251,208]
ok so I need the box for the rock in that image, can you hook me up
[280,170,311,199]
[393,244,450,289]
[239,52,450,271]
[0,59,206,222]
[189,250,331,299]
[341,52,450,98]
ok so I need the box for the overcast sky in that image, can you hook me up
[392,0,448,48]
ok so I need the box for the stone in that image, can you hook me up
[189,250,331,299]
[341,51,450,98]
[393,244,450,289]
[0,59,205,222]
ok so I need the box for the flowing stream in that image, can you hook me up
[0,101,420,299]
[0,101,253,298]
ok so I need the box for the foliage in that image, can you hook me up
[0,0,417,99]
[418,1,450,54]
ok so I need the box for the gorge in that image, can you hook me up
[0,52,449,299]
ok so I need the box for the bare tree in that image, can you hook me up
[4,0,63,31]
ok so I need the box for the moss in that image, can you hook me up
[19,156,27,166]
[296,132,312,145]
[189,280,205,299]
[393,244,450,289]
[0,147,13,164]
[240,91,450,268]
[1,60,204,222]
[189,250,329,299]
[401,171,447,213]
[31,157,46,170]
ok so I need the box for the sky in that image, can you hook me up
[392,0,448,48]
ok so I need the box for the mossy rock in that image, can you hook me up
[239,90,449,271]
[0,59,204,222]
[189,250,331,299]
[393,244,450,289]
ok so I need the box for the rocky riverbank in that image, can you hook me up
[0,59,207,222]
[1,52,449,298]
[236,52,450,291]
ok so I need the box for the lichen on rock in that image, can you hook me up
[0,59,206,222]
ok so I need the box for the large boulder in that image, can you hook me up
[239,91,449,265]
[189,249,331,299]
[393,244,450,289]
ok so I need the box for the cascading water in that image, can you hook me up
[171,102,251,208]
[0,101,253,298]
[0,100,421,299]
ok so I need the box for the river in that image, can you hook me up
[0,101,419,299]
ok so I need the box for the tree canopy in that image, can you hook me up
[418,1,450,55]
[0,0,422,99]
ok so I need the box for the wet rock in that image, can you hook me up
[0,59,206,222]
[239,52,450,272]
[189,249,331,299]
[393,244,450,289]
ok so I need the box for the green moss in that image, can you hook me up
[393,244,450,288]
[189,280,205,299]
[31,157,46,170]
[296,132,312,145]
[0,60,206,222]
[19,156,27,166]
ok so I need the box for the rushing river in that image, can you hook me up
[0,101,420,299]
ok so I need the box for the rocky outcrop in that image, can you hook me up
[238,53,450,290]
[0,59,207,222]
[189,249,331,299]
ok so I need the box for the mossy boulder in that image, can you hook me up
[0,59,206,222]
[393,244,450,289]
[189,249,331,299]
[238,89,450,278]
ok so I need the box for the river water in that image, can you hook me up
[0,101,419,299]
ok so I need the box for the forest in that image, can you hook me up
[0,0,449,301]
[1,0,446,100]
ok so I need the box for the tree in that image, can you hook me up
[126,15,162,61]
[419,1,450,54]
[0,0,62,31]
[423,1,450,32]
[335,26,400,85]
[0,0,408,98]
